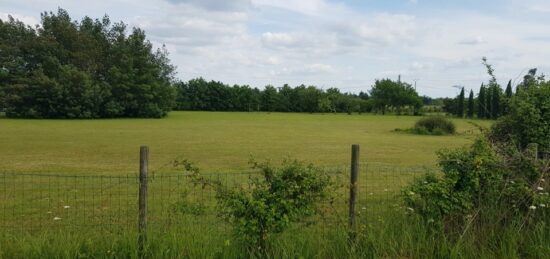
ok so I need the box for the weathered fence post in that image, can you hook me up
[138,146,149,258]
[349,144,360,242]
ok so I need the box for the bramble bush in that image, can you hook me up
[404,78,550,236]
[176,159,332,255]
[411,116,456,135]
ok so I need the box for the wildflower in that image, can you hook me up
[423,181,428,184]
[64,205,71,209]
[537,187,544,191]
[540,204,546,208]
[542,178,545,182]
[53,217,62,220]
[510,180,515,184]
[362,207,366,210]
[529,205,537,210]
[408,191,415,196]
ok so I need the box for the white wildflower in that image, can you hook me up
[423,181,428,184]
[510,180,515,184]
[53,217,62,220]
[540,204,546,208]
[408,191,415,196]
[63,205,70,209]
[537,187,544,191]
[541,178,545,182]
[529,205,537,210]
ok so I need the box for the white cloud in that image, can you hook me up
[0,12,39,26]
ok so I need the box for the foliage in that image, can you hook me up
[177,159,332,254]
[457,87,465,117]
[369,79,422,115]
[467,89,474,118]
[477,84,486,119]
[490,80,550,152]
[404,138,549,227]
[174,79,372,114]
[412,116,456,135]
[0,9,176,118]
[405,76,550,234]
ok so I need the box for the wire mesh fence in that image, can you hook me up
[0,162,438,238]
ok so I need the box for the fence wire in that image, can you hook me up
[0,163,438,238]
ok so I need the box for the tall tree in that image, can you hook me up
[486,86,493,119]
[478,84,486,119]
[491,85,501,119]
[457,87,465,117]
[505,80,513,98]
[467,89,474,118]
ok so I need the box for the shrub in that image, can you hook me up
[177,159,332,255]
[413,116,456,135]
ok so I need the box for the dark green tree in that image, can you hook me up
[478,84,486,119]
[505,80,513,98]
[457,87,465,117]
[467,89,474,118]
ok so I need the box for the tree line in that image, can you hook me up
[0,9,176,118]
[444,58,540,119]
[174,77,423,115]
[0,9,427,119]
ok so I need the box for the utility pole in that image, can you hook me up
[413,79,419,91]
[398,74,401,83]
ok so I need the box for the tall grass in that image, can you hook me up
[1,208,548,258]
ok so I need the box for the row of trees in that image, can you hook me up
[175,78,372,113]
[447,58,540,119]
[174,78,423,115]
[0,9,176,118]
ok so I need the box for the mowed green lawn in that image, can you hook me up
[0,112,491,174]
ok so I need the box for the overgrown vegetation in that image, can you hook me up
[403,76,550,255]
[411,116,456,135]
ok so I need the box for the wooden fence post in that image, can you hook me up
[138,146,149,258]
[349,144,360,241]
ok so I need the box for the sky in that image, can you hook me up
[2,0,550,97]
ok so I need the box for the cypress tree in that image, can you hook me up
[486,86,493,119]
[505,80,513,97]
[492,85,500,119]
[457,87,465,117]
[467,89,474,118]
[478,84,486,118]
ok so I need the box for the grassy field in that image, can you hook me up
[0,111,491,174]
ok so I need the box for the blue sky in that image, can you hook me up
[2,0,550,97]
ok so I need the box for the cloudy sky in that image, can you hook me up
[2,0,550,97]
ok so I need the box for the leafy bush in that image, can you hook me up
[490,81,550,152]
[404,82,550,234]
[412,116,456,135]
[404,137,549,231]
[177,159,332,255]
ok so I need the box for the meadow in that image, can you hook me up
[2,112,516,259]
[0,111,490,174]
